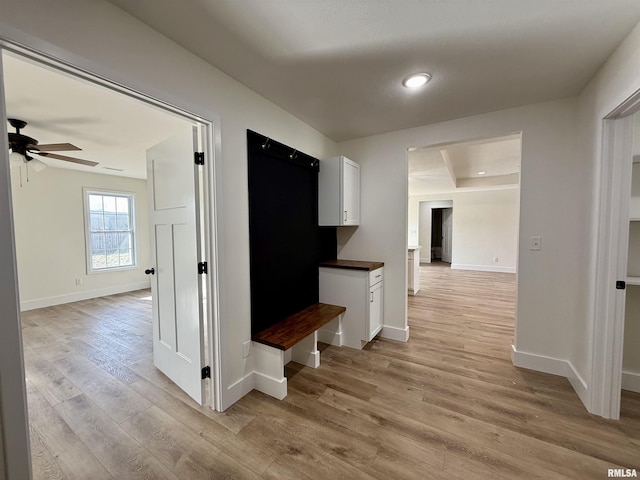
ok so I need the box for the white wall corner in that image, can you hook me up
[622,371,640,393]
[20,281,151,311]
[381,325,410,342]
[567,361,590,410]
[511,346,590,411]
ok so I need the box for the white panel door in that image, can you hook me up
[442,208,453,263]
[146,126,205,404]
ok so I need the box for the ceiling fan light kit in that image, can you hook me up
[29,158,48,172]
[9,150,25,168]
[6,118,99,173]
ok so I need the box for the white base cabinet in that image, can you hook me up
[319,266,383,349]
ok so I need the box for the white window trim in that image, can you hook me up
[83,187,138,274]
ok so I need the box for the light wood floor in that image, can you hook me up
[22,264,640,479]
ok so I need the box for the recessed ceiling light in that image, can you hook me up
[402,73,431,88]
[477,171,487,175]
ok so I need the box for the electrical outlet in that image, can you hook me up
[242,340,251,358]
[493,257,499,263]
[75,278,83,286]
[530,235,542,251]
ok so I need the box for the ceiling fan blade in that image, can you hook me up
[32,143,82,152]
[37,152,98,167]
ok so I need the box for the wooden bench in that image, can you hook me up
[251,303,346,400]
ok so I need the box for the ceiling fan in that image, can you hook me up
[7,118,98,167]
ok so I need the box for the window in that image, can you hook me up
[84,189,136,272]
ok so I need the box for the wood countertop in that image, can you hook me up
[319,259,384,271]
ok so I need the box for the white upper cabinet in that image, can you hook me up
[318,156,360,226]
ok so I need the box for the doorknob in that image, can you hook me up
[144,268,155,275]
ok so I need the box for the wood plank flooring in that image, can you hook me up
[22,264,640,479]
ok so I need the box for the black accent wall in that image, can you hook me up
[247,130,321,335]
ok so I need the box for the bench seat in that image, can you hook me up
[252,303,346,350]
[251,302,346,400]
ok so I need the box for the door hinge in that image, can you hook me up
[198,261,208,274]
[194,151,205,165]
[201,366,211,379]
[616,280,626,290]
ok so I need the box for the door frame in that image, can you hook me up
[592,89,640,419]
[0,49,31,480]
[0,39,223,472]
[441,207,453,263]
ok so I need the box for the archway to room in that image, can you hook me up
[406,133,522,370]
[1,45,220,476]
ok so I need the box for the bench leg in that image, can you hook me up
[290,331,320,368]
[252,342,287,400]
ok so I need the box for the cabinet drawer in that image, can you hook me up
[369,268,383,286]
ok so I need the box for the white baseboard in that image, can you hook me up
[511,345,567,376]
[622,371,640,393]
[20,281,151,311]
[451,264,516,274]
[381,325,410,342]
[511,345,589,409]
[253,371,287,400]
[221,372,255,411]
[317,328,342,346]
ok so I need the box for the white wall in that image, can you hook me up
[337,96,583,387]
[11,167,151,310]
[409,189,519,273]
[0,0,337,423]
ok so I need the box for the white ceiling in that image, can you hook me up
[3,52,192,179]
[108,0,640,142]
[4,2,640,180]
[408,134,521,196]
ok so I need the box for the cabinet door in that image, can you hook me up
[343,159,360,225]
[368,281,383,340]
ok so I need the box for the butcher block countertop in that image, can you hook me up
[319,259,384,271]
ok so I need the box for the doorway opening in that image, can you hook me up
[408,133,521,272]
[406,132,522,358]
[431,208,444,262]
[1,44,221,473]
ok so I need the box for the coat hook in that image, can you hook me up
[261,138,270,149]
[290,149,297,159]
